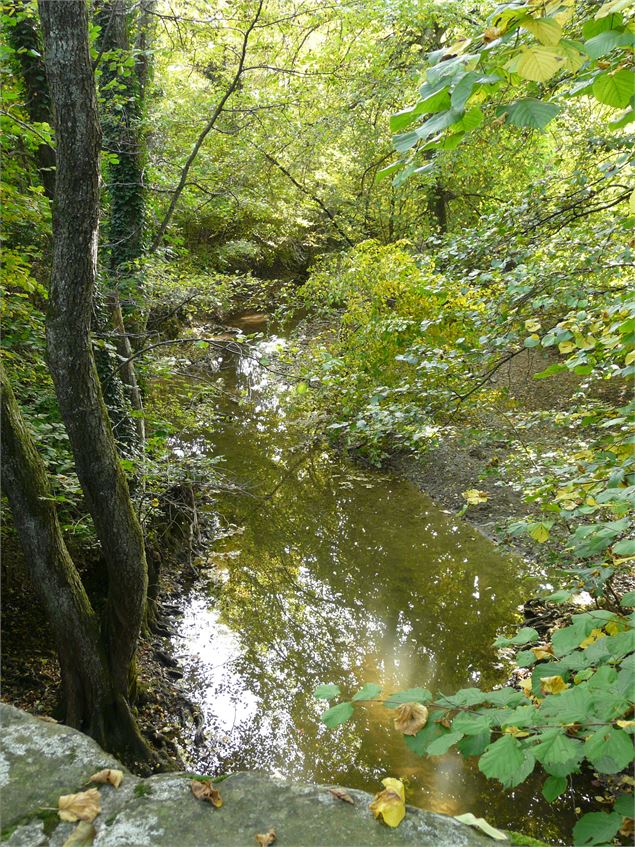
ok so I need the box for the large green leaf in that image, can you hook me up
[313,683,341,700]
[351,682,382,702]
[583,29,633,59]
[520,15,563,47]
[593,69,635,108]
[478,734,535,788]
[384,687,432,708]
[532,730,584,777]
[426,730,464,756]
[505,98,560,129]
[539,685,593,723]
[320,701,353,728]
[494,626,539,647]
[583,727,634,773]
[542,775,567,802]
[572,812,622,846]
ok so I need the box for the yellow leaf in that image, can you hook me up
[579,628,606,649]
[504,725,530,738]
[596,0,634,19]
[516,47,564,82]
[532,644,554,660]
[519,677,533,697]
[540,675,569,695]
[463,488,489,505]
[558,340,576,354]
[191,780,223,808]
[393,702,429,736]
[525,318,541,332]
[255,829,277,846]
[625,350,635,366]
[529,523,550,543]
[88,768,124,789]
[369,778,406,828]
[605,621,621,636]
[62,821,96,847]
[617,720,635,729]
[58,789,101,823]
[520,15,563,47]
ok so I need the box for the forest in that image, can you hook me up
[0,0,634,845]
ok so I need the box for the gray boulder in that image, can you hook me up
[1,703,503,846]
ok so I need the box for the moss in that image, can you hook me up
[505,830,551,846]
[134,781,153,797]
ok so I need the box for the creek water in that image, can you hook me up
[159,312,576,844]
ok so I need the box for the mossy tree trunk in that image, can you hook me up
[35,0,152,763]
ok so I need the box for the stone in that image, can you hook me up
[1,703,504,846]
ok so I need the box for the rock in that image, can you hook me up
[1,703,504,846]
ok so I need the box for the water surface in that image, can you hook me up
[158,313,576,844]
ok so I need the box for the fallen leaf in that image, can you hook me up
[58,789,101,823]
[455,812,507,841]
[540,675,569,695]
[62,821,96,847]
[255,829,276,846]
[191,779,223,808]
[620,817,634,839]
[329,787,354,804]
[88,768,124,789]
[393,702,429,736]
[463,489,489,505]
[369,778,406,828]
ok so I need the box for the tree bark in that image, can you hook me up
[37,0,150,759]
[0,367,148,759]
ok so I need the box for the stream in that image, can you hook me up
[156,311,577,844]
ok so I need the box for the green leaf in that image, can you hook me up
[532,730,584,777]
[426,730,464,756]
[542,775,567,802]
[403,710,446,755]
[520,16,563,47]
[516,47,564,82]
[539,685,593,723]
[572,812,622,846]
[452,712,493,735]
[505,98,560,130]
[437,688,487,708]
[384,687,432,708]
[584,727,634,773]
[593,69,635,108]
[494,626,540,647]
[351,682,382,702]
[478,735,535,788]
[313,683,341,700]
[320,701,353,728]
[583,29,633,60]
[457,730,492,757]
[613,793,634,816]
[613,539,635,556]
[621,591,635,608]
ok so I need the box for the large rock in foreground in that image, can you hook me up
[1,703,501,846]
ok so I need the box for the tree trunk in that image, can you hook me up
[6,0,56,199]
[0,367,149,760]
[37,0,150,759]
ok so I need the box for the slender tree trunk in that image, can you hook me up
[0,367,148,759]
[6,0,56,199]
[37,0,150,759]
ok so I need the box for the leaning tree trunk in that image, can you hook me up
[37,0,150,761]
[0,367,149,759]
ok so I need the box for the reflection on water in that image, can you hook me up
[158,314,576,844]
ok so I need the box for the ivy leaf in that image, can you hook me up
[478,735,536,788]
[572,811,622,845]
[542,775,567,802]
[352,683,382,702]
[505,98,560,130]
[320,702,353,728]
[313,683,341,700]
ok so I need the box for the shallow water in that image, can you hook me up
[159,313,577,844]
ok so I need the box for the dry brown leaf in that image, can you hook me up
[88,768,124,789]
[393,702,428,736]
[255,829,276,846]
[620,817,634,839]
[329,787,354,805]
[58,788,101,823]
[191,779,223,808]
[62,821,96,847]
